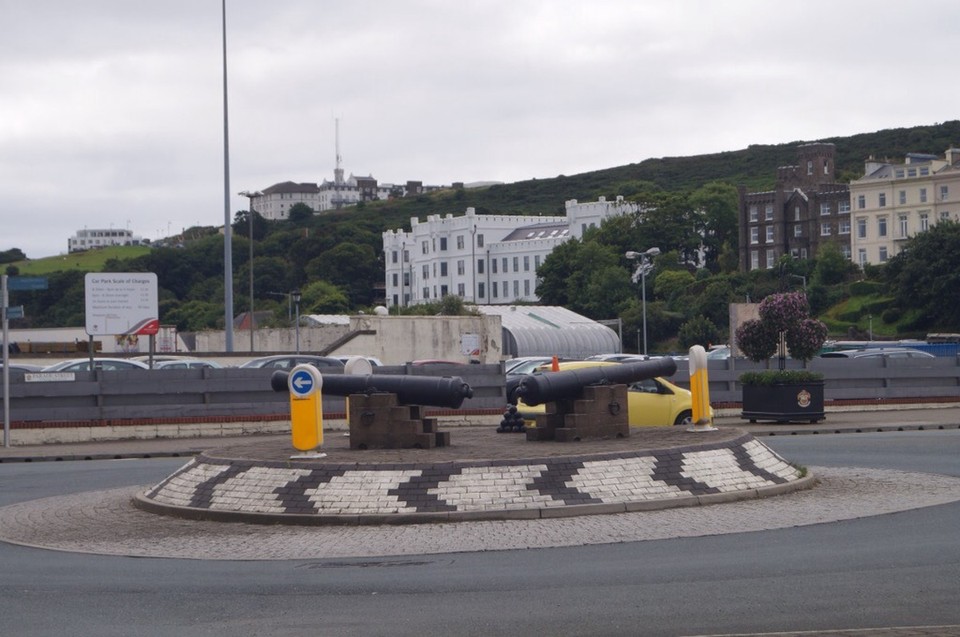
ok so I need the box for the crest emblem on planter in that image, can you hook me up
[796,389,812,408]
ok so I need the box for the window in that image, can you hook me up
[794,225,802,238]
[820,223,831,236]
[878,193,886,207]
[477,234,484,248]
[512,257,519,272]
[456,235,464,250]
[920,167,929,176]
[403,249,409,263]
[807,160,813,175]
[535,255,541,268]
[857,195,866,209]
[898,190,906,205]
[895,169,905,178]
[878,216,887,237]
[422,265,429,280]
[820,202,831,216]
[477,259,484,274]
[920,188,927,203]
[457,283,465,297]
[858,249,867,267]
[879,246,888,262]
[764,204,774,221]
[838,219,850,235]
[439,237,447,251]
[908,168,917,177]
[478,282,485,299]
[749,205,758,222]
[440,262,448,276]
[391,250,398,264]
[523,255,530,272]
[765,249,775,269]
[941,211,952,222]
[750,251,759,270]
[421,240,429,255]
[441,285,448,297]
[523,280,530,296]
[940,185,949,201]
[403,272,410,286]
[857,217,867,239]
[513,280,519,298]
[920,212,929,232]
[502,258,508,273]
[423,287,430,299]
[457,260,465,276]
[898,214,909,238]
[391,273,398,286]
[838,200,850,213]
[750,227,759,244]
[839,246,848,259]
[794,206,801,221]
[765,226,774,243]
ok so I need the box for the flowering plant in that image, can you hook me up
[735,291,828,383]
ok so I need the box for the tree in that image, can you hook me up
[0,248,26,264]
[287,203,313,225]
[678,315,722,350]
[688,181,739,267]
[885,220,960,330]
[812,241,855,286]
[736,292,828,366]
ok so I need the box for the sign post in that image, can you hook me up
[287,364,325,456]
[3,275,48,448]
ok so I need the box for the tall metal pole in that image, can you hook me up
[222,0,235,352]
[641,263,648,357]
[2,275,10,448]
[292,290,302,354]
[239,191,260,352]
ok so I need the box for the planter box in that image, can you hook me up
[741,381,825,423]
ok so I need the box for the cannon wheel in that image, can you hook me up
[673,410,693,426]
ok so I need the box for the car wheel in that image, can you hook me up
[673,410,693,426]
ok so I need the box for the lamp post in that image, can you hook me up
[292,289,302,354]
[625,247,661,357]
[239,190,262,352]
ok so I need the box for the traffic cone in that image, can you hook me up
[551,355,560,372]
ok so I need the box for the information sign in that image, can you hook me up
[84,273,159,336]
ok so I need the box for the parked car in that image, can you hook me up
[410,359,469,367]
[585,353,650,362]
[820,348,935,359]
[238,355,345,371]
[42,358,150,372]
[153,359,224,370]
[0,363,45,373]
[333,355,383,367]
[515,360,708,427]
[505,356,561,376]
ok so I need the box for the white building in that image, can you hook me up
[849,148,960,266]
[68,228,146,253]
[382,196,641,308]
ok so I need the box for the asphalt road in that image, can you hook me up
[1,428,959,636]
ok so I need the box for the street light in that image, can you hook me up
[239,190,262,352]
[625,247,661,357]
[292,289,302,354]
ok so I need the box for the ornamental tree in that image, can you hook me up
[735,291,828,366]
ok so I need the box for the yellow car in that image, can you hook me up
[515,360,710,427]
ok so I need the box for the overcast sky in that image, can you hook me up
[4,1,959,259]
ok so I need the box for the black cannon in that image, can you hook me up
[270,370,474,409]
[514,358,678,407]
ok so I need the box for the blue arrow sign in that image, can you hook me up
[289,368,316,397]
[8,276,48,291]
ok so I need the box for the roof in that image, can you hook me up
[500,222,570,242]
[302,314,351,326]
[476,305,620,359]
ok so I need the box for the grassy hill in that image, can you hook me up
[10,246,151,274]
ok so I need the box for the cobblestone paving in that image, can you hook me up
[3,466,960,560]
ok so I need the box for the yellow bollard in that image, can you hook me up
[687,345,717,431]
[288,364,324,452]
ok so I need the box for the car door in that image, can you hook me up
[626,378,674,426]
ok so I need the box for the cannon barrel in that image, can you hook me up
[514,358,678,406]
[270,370,474,409]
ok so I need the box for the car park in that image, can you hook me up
[238,354,345,370]
[515,360,708,427]
[41,358,150,372]
[820,347,935,359]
